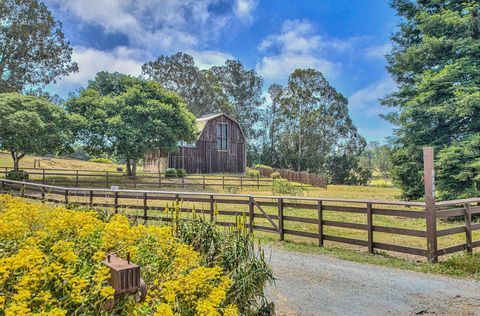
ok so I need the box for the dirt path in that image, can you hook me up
[265,246,480,316]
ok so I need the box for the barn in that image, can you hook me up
[144,113,247,174]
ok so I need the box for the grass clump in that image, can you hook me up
[246,168,260,178]
[177,212,275,316]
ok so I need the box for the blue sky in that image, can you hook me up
[45,0,398,142]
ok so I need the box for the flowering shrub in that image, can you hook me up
[0,195,237,315]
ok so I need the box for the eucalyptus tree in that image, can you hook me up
[277,69,363,174]
[0,0,77,93]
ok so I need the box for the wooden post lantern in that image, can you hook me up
[103,253,146,302]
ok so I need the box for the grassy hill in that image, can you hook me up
[0,151,123,172]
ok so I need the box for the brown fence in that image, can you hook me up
[256,167,327,188]
[4,178,476,262]
[0,167,280,190]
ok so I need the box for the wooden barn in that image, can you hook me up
[144,113,247,174]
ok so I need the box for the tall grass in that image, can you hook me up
[177,214,275,316]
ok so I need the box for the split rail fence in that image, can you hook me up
[0,167,283,190]
[2,177,478,262]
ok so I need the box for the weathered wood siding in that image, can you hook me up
[144,114,246,174]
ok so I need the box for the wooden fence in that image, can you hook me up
[0,167,283,190]
[256,167,327,188]
[3,178,478,262]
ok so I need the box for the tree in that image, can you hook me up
[0,93,79,170]
[382,0,480,199]
[141,53,228,117]
[143,54,265,163]
[436,135,480,200]
[67,75,197,176]
[259,84,283,166]
[276,69,363,174]
[210,60,264,142]
[0,0,78,93]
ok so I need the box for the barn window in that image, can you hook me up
[217,123,228,151]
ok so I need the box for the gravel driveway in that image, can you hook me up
[265,246,480,316]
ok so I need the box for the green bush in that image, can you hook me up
[246,168,260,178]
[6,170,29,181]
[165,168,177,178]
[272,179,303,196]
[176,168,187,178]
[89,157,115,164]
[177,217,274,315]
[254,164,272,169]
[226,185,240,194]
[271,171,282,179]
[6,170,28,181]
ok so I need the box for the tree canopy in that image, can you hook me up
[0,93,80,170]
[382,0,480,199]
[0,0,78,93]
[258,69,366,183]
[67,73,197,175]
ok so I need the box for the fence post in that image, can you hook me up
[248,196,254,234]
[75,170,79,187]
[464,203,472,253]
[41,186,45,201]
[222,176,225,190]
[209,195,214,221]
[133,175,137,189]
[366,202,373,253]
[64,189,69,204]
[424,147,438,263]
[182,177,184,189]
[203,175,206,190]
[143,192,148,221]
[42,169,46,184]
[257,175,260,190]
[318,200,324,247]
[106,171,109,188]
[89,190,93,207]
[114,191,119,214]
[159,175,162,188]
[278,198,284,241]
[240,177,243,190]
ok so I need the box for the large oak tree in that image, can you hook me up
[0,93,80,170]
[67,73,197,176]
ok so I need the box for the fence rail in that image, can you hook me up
[0,167,285,190]
[256,167,327,188]
[1,179,477,261]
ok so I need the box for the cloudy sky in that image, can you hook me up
[45,0,398,142]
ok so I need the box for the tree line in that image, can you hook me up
[1,0,479,199]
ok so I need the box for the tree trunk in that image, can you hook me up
[126,158,132,176]
[11,151,25,171]
[132,159,137,176]
[126,158,137,176]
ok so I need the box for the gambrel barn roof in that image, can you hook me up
[195,113,246,141]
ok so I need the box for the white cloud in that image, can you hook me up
[47,0,256,51]
[256,20,347,80]
[257,54,337,81]
[234,0,258,21]
[52,46,144,92]
[366,43,391,59]
[186,50,235,69]
[348,77,396,117]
